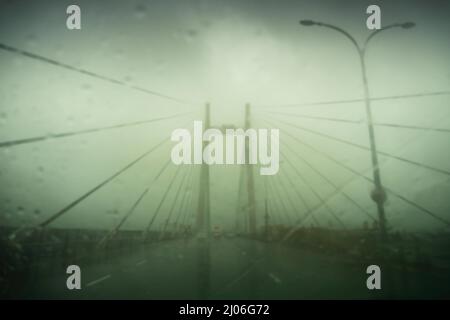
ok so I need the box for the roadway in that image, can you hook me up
[10,237,444,299]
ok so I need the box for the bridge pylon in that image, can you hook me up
[244,103,257,236]
[196,103,211,238]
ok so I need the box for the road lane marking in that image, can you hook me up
[268,273,281,284]
[86,274,111,287]
[136,259,147,266]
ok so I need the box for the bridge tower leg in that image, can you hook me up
[196,103,211,238]
[264,198,269,241]
[195,103,212,299]
[245,103,257,236]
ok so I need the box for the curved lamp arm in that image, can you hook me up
[312,22,361,53]
[364,22,415,50]
[299,20,415,56]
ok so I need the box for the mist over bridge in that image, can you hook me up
[1,15,450,299]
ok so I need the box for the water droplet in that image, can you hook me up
[187,29,197,37]
[26,34,38,47]
[183,29,198,43]
[17,206,25,216]
[66,115,75,127]
[106,209,119,215]
[55,47,65,57]
[134,4,147,20]
[114,49,124,60]
[12,57,23,67]
[254,29,263,37]
[81,83,91,90]
[201,20,212,29]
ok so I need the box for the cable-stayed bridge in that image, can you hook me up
[1,42,450,299]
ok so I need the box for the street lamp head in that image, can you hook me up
[299,20,316,26]
[401,22,415,29]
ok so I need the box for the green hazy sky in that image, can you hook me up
[0,0,449,232]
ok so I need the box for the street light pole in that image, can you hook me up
[299,20,415,240]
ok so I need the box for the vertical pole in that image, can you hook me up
[196,103,211,298]
[264,177,269,241]
[244,103,257,236]
[235,166,245,235]
[196,103,211,238]
[359,51,387,240]
[264,198,269,241]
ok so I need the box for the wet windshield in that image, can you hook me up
[1,0,449,300]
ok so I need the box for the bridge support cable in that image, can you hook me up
[267,178,293,224]
[266,179,292,225]
[179,169,200,235]
[8,134,175,240]
[263,110,363,125]
[267,180,291,225]
[144,165,184,238]
[173,167,196,235]
[279,150,346,229]
[270,159,320,226]
[264,116,346,229]
[262,110,450,133]
[97,158,174,247]
[253,90,450,109]
[269,117,450,177]
[279,120,450,227]
[264,181,282,226]
[277,162,312,213]
[0,112,192,149]
[253,117,318,226]
[282,140,376,222]
[266,191,281,226]
[262,179,280,226]
[277,169,321,226]
[371,121,450,133]
[257,113,345,228]
[0,42,195,105]
[275,172,306,217]
[269,171,313,224]
[159,167,191,239]
[178,168,198,234]
[266,119,450,239]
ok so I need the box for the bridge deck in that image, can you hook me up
[7,238,449,299]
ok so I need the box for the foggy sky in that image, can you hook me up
[0,0,449,232]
